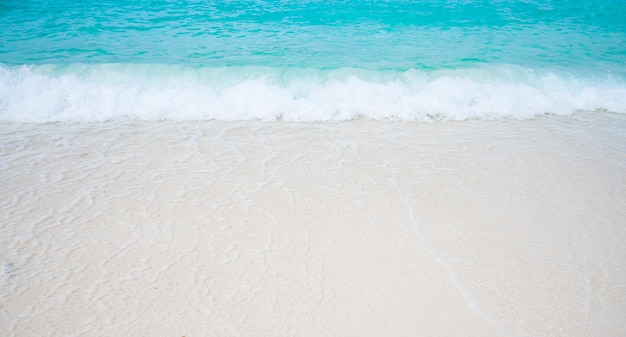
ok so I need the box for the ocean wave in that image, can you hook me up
[1,63,625,122]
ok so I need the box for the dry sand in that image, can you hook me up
[1,112,625,336]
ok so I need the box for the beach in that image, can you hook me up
[2,0,626,335]
[2,112,625,336]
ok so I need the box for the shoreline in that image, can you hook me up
[2,113,625,336]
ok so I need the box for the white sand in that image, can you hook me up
[1,113,625,336]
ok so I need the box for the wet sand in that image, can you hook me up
[1,113,625,336]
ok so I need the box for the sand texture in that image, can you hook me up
[1,113,626,336]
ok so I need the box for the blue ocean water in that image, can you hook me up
[1,0,625,121]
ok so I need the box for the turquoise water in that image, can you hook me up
[1,0,626,121]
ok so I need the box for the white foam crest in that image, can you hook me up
[1,63,625,122]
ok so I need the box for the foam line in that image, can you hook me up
[1,63,625,122]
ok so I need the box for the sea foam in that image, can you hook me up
[1,63,625,122]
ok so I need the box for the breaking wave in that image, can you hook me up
[1,63,625,122]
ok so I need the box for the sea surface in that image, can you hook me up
[1,0,626,121]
